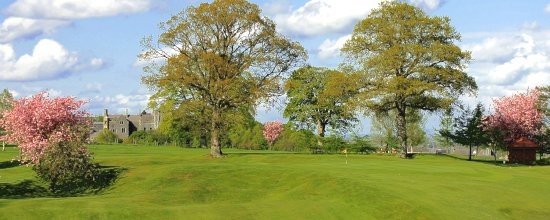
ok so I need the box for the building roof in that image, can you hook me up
[509,137,538,148]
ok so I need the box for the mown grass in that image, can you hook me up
[1,145,549,219]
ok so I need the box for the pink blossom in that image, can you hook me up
[0,92,90,164]
[263,121,284,146]
[484,89,543,142]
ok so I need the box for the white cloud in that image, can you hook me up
[6,0,152,20]
[274,0,383,36]
[465,37,517,63]
[468,33,550,86]
[410,0,442,10]
[0,39,105,81]
[545,3,550,13]
[87,93,151,115]
[0,17,68,43]
[273,0,444,37]
[464,30,550,108]
[317,34,351,59]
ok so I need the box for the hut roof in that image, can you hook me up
[509,137,538,148]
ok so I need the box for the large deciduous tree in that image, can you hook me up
[140,0,306,157]
[370,109,426,153]
[341,2,477,154]
[284,66,357,145]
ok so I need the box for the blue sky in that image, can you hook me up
[1,0,550,134]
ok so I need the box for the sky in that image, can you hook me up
[1,0,550,134]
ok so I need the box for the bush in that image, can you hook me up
[348,135,376,154]
[124,130,170,145]
[94,129,120,144]
[272,127,316,152]
[33,141,98,194]
[323,135,347,153]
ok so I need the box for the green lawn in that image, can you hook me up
[1,145,549,219]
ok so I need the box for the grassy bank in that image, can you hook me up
[1,145,549,219]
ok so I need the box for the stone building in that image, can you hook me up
[92,109,161,140]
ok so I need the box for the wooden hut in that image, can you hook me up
[508,137,538,164]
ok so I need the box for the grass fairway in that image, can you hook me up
[1,145,550,219]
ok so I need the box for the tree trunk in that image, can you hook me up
[468,144,472,161]
[316,119,326,147]
[210,108,223,158]
[396,107,408,154]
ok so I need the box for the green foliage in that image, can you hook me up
[434,108,455,148]
[284,66,357,138]
[227,119,266,150]
[0,89,13,148]
[537,85,550,123]
[33,140,98,194]
[124,130,170,145]
[272,125,317,151]
[440,104,489,160]
[341,1,477,150]
[322,135,347,153]
[140,0,306,157]
[370,109,426,152]
[348,134,377,154]
[0,89,13,113]
[93,129,120,144]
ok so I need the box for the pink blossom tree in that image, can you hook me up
[484,89,544,143]
[0,92,91,164]
[263,121,284,150]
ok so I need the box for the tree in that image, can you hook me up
[271,124,317,152]
[341,1,477,155]
[538,85,550,122]
[370,112,400,152]
[140,0,306,157]
[284,66,357,145]
[0,92,97,192]
[94,129,120,144]
[263,121,283,150]
[484,89,544,144]
[228,113,266,150]
[370,109,426,153]
[0,89,14,151]
[536,85,550,158]
[434,108,455,150]
[0,92,91,163]
[483,89,545,162]
[441,104,489,161]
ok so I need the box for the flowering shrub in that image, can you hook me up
[0,92,90,163]
[263,121,284,148]
[484,89,544,142]
[0,92,98,193]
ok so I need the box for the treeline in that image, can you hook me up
[92,113,376,154]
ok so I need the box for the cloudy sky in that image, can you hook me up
[1,0,550,133]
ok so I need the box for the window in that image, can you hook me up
[122,128,126,133]
[120,121,124,125]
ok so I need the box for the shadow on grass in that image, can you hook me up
[225,152,305,156]
[438,154,550,167]
[0,160,21,169]
[0,180,49,199]
[89,166,127,193]
[0,166,127,199]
